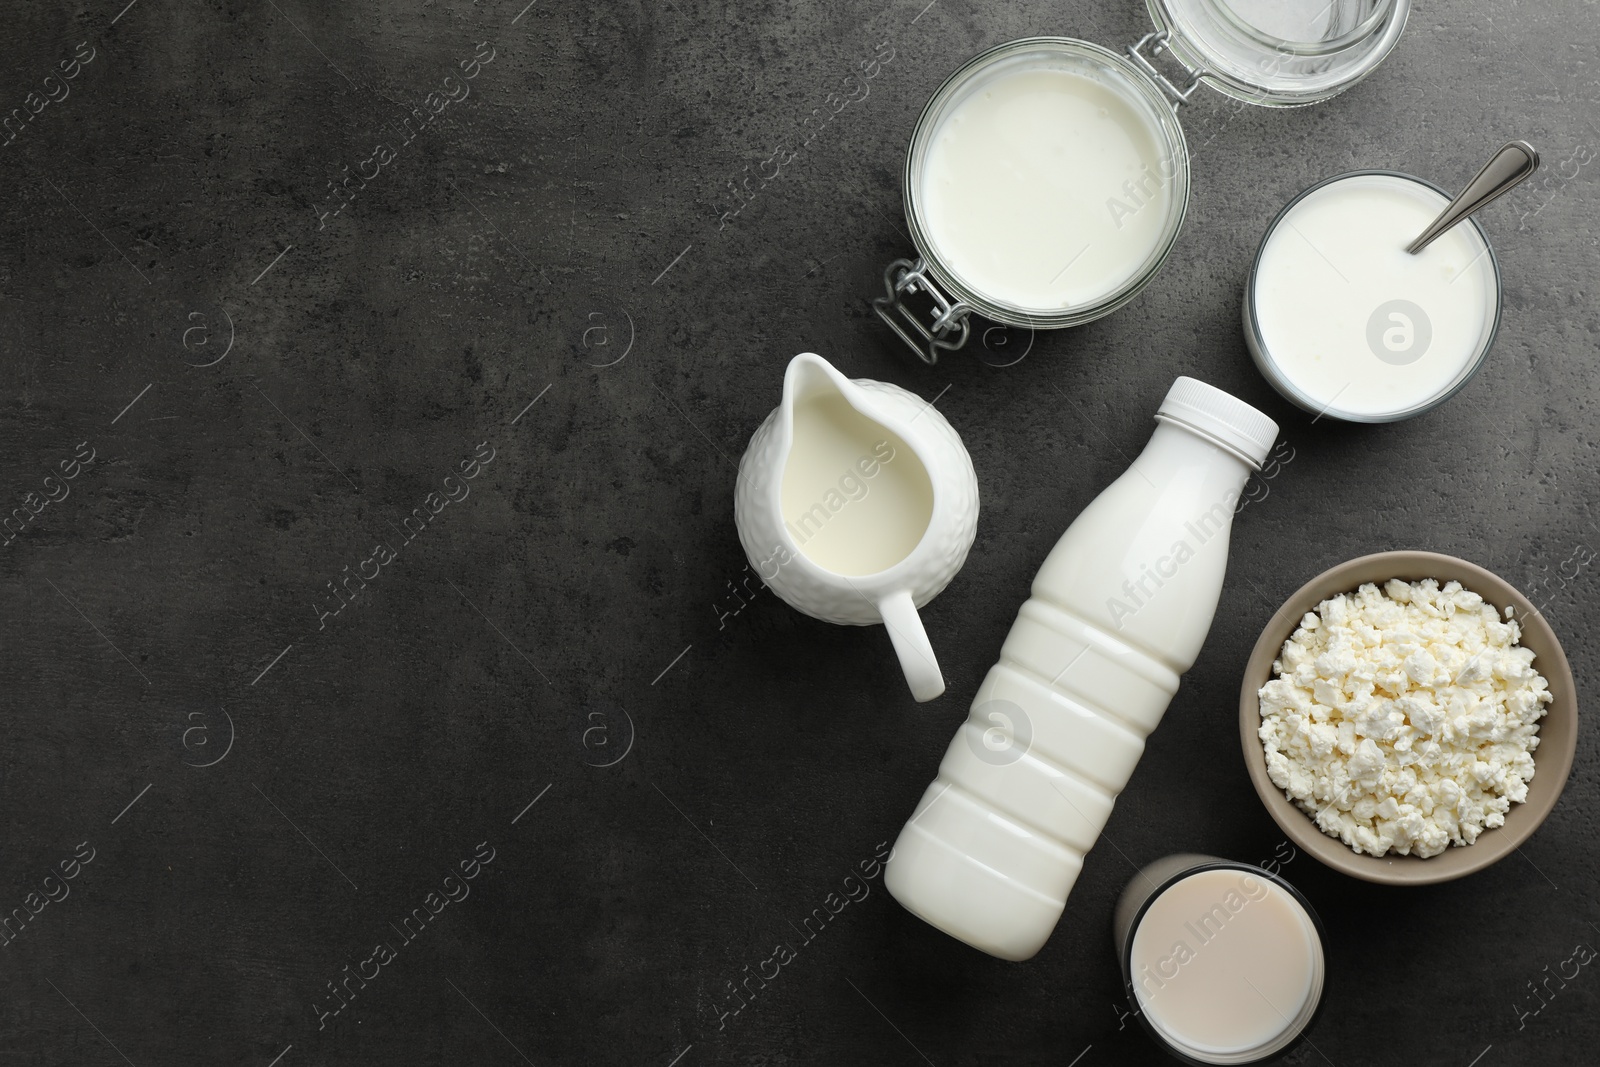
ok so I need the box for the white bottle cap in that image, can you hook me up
[1156,377,1280,469]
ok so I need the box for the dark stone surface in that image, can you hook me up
[0,1,1596,1064]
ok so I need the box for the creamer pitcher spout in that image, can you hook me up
[779,351,877,427]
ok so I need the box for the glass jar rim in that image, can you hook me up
[1245,169,1503,423]
[1210,0,1398,58]
[1148,0,1412,106]
[901,36,1192,330]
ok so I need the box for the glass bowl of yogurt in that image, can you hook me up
[1244,171,1502,422]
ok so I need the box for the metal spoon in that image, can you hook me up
[1407,140,1540,254]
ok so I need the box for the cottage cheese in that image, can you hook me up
[1258,579,1551,858]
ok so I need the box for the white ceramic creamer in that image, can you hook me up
[734,354,980,701]
[884,378,1279,960]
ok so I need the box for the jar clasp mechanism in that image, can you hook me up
[873,258,972,365]
[1128,31,1206,106]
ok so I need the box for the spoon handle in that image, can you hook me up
[1407,140,1540,254]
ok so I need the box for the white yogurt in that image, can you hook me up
[919,63,1176,312]
[1249,173,1500,420]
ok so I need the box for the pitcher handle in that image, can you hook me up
[877,589,945,702]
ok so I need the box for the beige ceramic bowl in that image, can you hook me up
[1239,551,1578,885]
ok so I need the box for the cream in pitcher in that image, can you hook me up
[779,394,932,577]
[885,378,1279,959]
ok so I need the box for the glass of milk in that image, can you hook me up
[873,1,1413,362]
[1245,171,1502,422]
[1113,854,1327,1065]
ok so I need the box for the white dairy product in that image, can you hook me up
[1258,579,1551,858]
[780,392,932,576]
[920,65,1174,312]
[1130,868,1322,1061]
[884,378,1279,961]
[1249,173,1499,419]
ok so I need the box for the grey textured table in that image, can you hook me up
[1,1,1596,1064]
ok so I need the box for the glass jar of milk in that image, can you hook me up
[873,0,1412,362]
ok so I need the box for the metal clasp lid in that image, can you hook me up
[872,258,972,365]
[1127,31,1207,106]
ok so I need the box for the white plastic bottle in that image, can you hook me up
[884,377,1279,961]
